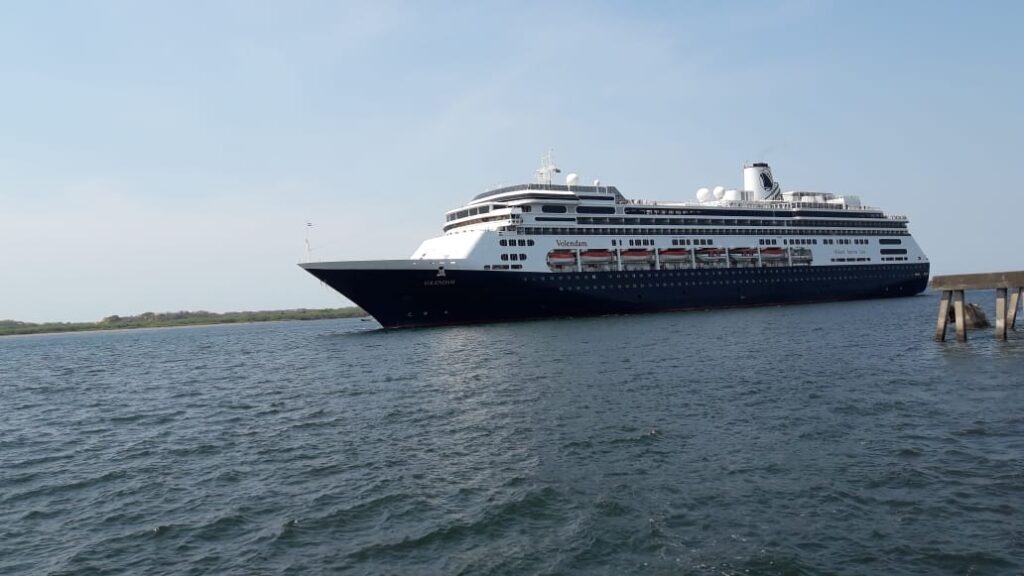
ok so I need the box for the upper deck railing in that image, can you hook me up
[629,198,903,218]
[472,183,622,201]
[631,198,875,211]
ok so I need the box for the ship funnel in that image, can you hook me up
[743,162,781,200]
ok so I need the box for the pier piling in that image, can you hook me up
[1009,288,1021,329]
[996,288,1007,341]
[935,291,952,340]
[953,290,967,341]
[931,271,1024,342]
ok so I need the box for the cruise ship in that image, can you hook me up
[301,155,929,328]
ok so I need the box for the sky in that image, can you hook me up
[2,1,1022,322]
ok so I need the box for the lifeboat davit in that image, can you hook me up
[580,249,613,264]
[620,249,653,263]
[658,248,691,262]
[791,247,813,261]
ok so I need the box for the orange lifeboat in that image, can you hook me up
[580,249,613,264]
[620,249,653,263]
[658,248,691,262]
[546,250,577,264]
[695,247,726,262]
[729,247,758,261]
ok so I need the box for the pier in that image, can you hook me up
[932,271,1024,341]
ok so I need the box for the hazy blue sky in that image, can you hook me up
[2,1,1022,322]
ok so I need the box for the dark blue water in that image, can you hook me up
[2,295,1022,575]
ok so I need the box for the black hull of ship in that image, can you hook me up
[305,263,930,329]
[301,264,929,327]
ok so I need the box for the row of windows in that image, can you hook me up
[758,239,779,246]
[447,202,898,225]
[824,238,869,245]
[447,205,493,221]
[671,238,715,246]
[574,216,907,229]
[609,238,714,247]
[500,253,528,261]
[577,206,617,214]
[880,248,908,255]
[484,264,523,270]
[831,257,872,262]
[510,205,893,221]
[547,204,881,218]
[881,256,909,261]
[879,238,902,245]
[521,226,910,237]
[499,238,535,247]
[784,239,818,245]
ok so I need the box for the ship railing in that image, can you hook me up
[472,183,623,201]
[631,199,887,212]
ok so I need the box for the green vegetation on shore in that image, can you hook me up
[0,307,367,336]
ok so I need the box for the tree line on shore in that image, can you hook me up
[0,308,367,336]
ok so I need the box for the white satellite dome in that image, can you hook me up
[696,187,712,202]
[566,173,579,187]
[712,186,725,200]
[724,189,742,201]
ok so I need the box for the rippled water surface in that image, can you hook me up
[2,295,1023,575]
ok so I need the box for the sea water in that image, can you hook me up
[1,295,1021,575]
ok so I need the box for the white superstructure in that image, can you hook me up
[411,157,928,274]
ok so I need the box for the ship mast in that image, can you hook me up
[535,150,561,185]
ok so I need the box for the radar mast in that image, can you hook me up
[535,150,561,185]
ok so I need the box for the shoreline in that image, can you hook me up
[0,308,368,337]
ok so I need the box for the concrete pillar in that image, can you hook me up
[953,290,967,342]
[996,287,1007,341]
[935,290,952,341]
[1008,287,1021,330]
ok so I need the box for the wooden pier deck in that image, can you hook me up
[931,271,1024,341]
